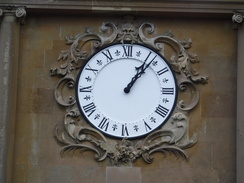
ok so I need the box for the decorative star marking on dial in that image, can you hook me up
[76,43,177,138]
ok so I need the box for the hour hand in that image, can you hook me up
[124,60,153,93]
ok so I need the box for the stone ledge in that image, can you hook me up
[1,1,244,15]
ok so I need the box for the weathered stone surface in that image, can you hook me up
[106,167,141,183]
[10,14,237,183]
[0,9,23,183]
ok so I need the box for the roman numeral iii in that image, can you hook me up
[162,88,174,95]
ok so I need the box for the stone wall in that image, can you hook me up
[11,14,237,182]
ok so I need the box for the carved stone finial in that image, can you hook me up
[232,12,244,29]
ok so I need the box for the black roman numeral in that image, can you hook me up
[144,121,152,132]
[144,51,157,66]
[85,65,98,75]
[162,88,174,95]
[98,117,109,131]
[121,124,129,136]
[82,102,96,117]
[157,67,169,75]
[79,86,92,92]
[144,51,152,62]
[102,49,113,62]
[155,105,169,118]
[122,45,133,57]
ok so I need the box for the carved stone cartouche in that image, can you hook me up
[50,16,208,166]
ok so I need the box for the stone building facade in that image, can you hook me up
[0,1,244,183]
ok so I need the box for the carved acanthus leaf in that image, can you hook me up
[54,108,196,165]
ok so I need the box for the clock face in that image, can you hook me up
[76,43,177,138]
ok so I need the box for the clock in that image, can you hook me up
[76,43,177,138]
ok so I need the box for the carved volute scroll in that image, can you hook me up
[50,16,208,166]
[0,6,26,24]
[233,12,244,29]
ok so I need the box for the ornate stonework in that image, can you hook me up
[0,6,26,24]
[233,12,244,29]
[50,16,208,166]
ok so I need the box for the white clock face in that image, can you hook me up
[76,43,177,138]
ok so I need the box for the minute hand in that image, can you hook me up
[124,55,156,94]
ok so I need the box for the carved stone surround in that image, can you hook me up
[50,16,208,166]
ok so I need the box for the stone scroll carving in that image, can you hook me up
[50,16,208,166]
[0,6,26,24]
[232,12,244,29]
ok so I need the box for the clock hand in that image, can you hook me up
[124,59,153,94]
